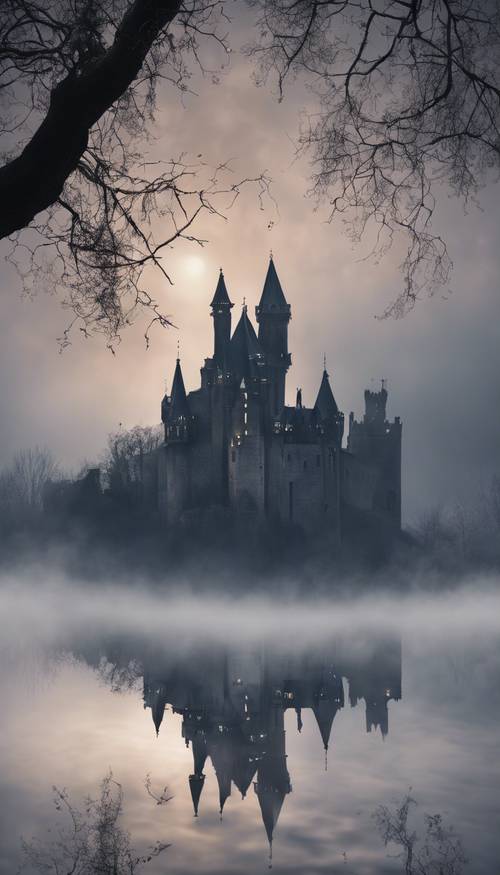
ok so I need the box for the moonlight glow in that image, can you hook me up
[183,255,206,279]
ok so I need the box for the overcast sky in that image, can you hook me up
[0,8,499,524]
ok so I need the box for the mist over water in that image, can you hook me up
[1,570,500,652]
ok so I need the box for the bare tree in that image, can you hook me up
[20,772,170,874]
[102,423,163,493]
[247,0,500,313]
[374,791,467,874]
[0,446,59,524]
[0,0,270,346]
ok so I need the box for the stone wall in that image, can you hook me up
[228,434,265,516]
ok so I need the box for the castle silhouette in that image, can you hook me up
[158,257,402,542]
[142,637,402,855]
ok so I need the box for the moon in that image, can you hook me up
[183,254,206,279]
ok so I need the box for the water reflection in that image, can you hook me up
[2,587,500,874]
[91,635,401,856]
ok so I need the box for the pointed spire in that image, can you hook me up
[313,696,341,752]
[314,367,339,420]
[151,688,168,736]
[257,256,289,314]
[210,269,233,309]
[229,306,264,378]
[255,782,287,847]
[169,357,190,420]
[189,774,205,817]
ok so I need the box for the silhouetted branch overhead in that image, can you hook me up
[1,1,499,340]
[246,0,500,312]
[0,0,270,343]
[0,0,185,237]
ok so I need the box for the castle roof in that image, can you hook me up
[258,257,289,313]
[189,774,205,816]
[312,698,340,750]
[254,782,287,845]
[314,369,339,420]
[210,270,233,308]
[169,359,190,420]
[230,306,264,379]
[150,684,168,736]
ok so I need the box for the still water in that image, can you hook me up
[0,582,499,873]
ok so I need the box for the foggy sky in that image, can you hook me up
[0,7,499,523]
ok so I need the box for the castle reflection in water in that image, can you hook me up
[139,636,401,851]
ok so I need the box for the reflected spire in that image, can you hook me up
[189,773,205,817]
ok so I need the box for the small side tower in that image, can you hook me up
[162,356,192,443]
[211,269,233,368]
[255,257,291,417]
[314,366,344,446]
[347,383,402,528]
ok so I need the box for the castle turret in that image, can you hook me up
[230,304,265,385]
[253,709,291,854]
[211,269,233,368]
[255,257,291,417]
[164,356,192,443]
[347,382,402,527]
[189,732,208,816]
[314,367,344,444]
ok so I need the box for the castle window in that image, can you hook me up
[303,459,307,470]
[231,450,236,463]
[316,455,320,467]
[287,453,291,463]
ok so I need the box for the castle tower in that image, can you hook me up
[189,732,208,816]
[253,708,291,857]
[255,257,291,417]
[314,367,344,445]
[347,382,402,527]
[162,356,191,443]
[211,269,233,368]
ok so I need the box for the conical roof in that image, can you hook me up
[210,740,233,815]
[258,258,289,313]
[189,774,205,816]
[229,307,264,378]
[312,698,340,750]
[314,369,339,420]
[255,784,286,844]
[169,358,190,419]
[210,270,233,308]
[151,687,168,736]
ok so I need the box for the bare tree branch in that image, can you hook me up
[246,0,500,312]
[0,1,272,343]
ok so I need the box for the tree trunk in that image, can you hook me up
[0,0,182,239]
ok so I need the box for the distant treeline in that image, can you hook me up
[1,427,500,583]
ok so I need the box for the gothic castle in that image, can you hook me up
[158,257,402,544]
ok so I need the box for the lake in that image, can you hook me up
[0,578,499,873]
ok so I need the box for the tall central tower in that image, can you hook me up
[255,257,291,417]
